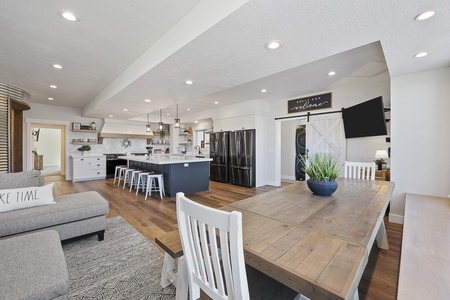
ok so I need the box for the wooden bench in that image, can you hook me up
[397,193,450,299]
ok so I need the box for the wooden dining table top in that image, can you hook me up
[221,177,395,300]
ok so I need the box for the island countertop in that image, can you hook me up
[118,155,212,165]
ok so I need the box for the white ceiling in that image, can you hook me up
[1,0,449,123]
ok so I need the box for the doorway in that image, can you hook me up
[30,124,66,176]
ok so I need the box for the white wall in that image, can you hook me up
[275,78,391,183]
[34,128,61,166]
[390,67,450,223]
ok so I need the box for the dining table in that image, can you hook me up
[220,177,394,300]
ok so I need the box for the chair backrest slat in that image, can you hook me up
[344,161,376,180]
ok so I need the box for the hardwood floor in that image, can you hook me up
[47,175,402,300]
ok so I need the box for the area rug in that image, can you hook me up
[62,217,176,300]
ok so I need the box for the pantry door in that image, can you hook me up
[306,114,346,173]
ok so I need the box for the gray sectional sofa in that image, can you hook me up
[0,170,110,300]
[0,170,109,241]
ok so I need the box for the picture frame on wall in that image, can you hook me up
[72,122,81,130]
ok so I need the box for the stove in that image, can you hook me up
[105,153,125,160]
[104,153,126,178]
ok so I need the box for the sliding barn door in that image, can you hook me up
[306,114,346,173]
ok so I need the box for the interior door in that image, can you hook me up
[306,114,346,175]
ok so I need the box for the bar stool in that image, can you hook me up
[116,166,129,186]
[122,168,136,189]
[128,170,143,192]
[135,172,150,195]
[145,174,165,200]
[113,165,127,184]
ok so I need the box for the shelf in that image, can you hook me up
[153,133,170,136]
[178,143,192,145]
[72,141,97,145]
[153,143,170,146]
[179,134,192,136]
[72,129,97,133]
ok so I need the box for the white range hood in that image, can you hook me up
[99,119,154,139]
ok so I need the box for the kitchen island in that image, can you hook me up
[119,155,212,197]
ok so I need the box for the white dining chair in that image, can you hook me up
[176,192,299,300]
[343,161,376,180]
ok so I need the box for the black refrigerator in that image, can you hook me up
[209,131,230,183]
[230,129,255,187]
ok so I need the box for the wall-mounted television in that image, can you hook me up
[342,96,387,138]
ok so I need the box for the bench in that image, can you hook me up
[155,230,187,300]
[397,193,450,299]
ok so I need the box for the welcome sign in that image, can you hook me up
[288,92,332,114]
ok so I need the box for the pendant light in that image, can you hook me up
[146,113,153,134]
[158,109,164,130]
[174,104,180,128]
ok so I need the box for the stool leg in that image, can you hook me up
[145,176,151,200]
[129,173,135,192]
[158,176,163,200]
[117,169,123,186]
[136,175,141,196]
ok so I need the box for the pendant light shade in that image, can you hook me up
[174,104,180,128]
[158,109,164,130]
[146,113,153,134]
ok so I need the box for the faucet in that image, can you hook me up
[194,145,202,155]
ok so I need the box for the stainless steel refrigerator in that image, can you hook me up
[209,131,230,183]
[230,129,255,187]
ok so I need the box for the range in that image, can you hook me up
[104,153,126,178]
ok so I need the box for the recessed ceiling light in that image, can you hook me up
[49,85,57,89]
[194,120,198,123]
[48,97,54,101]
[266,40,282,50]
[261,89,267,93]
[187,108,191,111]
[414,52,428,58]
[415,11,435,21]
[53,64,62,69]
[328,71,336,76]
[185,80,193,85]
[109,115,114,118]
[166,113,170,116]
[61,11,79,22]
[214,101,219,104]
[144,99,151,102]
[123,108,128,111]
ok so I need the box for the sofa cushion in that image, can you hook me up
[0,191,109,237]
[0,170,45,189]
[0,230,69,300]
[0,183,55,213]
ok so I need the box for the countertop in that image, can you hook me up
[118,155,212,165]
[71,154,106,158]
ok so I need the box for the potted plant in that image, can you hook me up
[374,158,386,170]
[159,130,165,143]
[77,145,91,156]
[299,153,341,196]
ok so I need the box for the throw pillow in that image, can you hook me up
[0,183,55,213]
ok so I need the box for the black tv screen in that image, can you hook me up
[342,96,387,138]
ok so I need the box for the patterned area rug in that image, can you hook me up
[62,217,176,300]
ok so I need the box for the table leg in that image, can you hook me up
[376,219,389,250]
[176,256,189,300]
[160,253,176,288]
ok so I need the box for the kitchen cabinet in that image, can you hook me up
[71,155,106,182]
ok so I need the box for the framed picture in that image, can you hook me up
[72,122,81,130]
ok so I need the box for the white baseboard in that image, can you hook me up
[389,213,404,224]
[281,175,296,181]
[265,180,280,187]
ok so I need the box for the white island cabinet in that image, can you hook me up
[71,155,106,182]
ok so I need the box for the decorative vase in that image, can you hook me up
[307,179,338,196]
[377,163,383,170]
[81,151,86,156]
